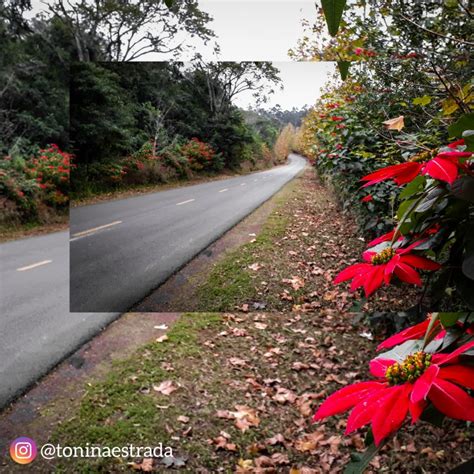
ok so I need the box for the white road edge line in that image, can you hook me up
[219,188,228,193]
[70,220,122,241]
[17,260,52,272]
[176,198,195,206]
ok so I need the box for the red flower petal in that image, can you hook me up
[370,358,395,377]
[409,398,427,424]
[432,341,474,366]
[429,379,474,421]
[422,156,459,184]
[313,382,386,421]
[364,265,385,297]
[368,230,395,247]
[377,319,431,351]
[334,263,371,284]
[436,151,472,160]
[345,390,385,434]
[371,384,411,446]
[448,139,465,149]
[439,365,474,390]
[361,162,422,187]
[400,254,441,271]
[394,262,422,286]
[411,364,440,404]
[393,164,423,185]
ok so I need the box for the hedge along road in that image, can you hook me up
[70,154,307,312]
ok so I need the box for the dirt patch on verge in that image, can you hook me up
[2,311,470,472]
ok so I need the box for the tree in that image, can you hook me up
[191,62,282,116]
[41,0,215,61]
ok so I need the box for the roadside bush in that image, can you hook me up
[0,144,72,224]
[181,138,223,172]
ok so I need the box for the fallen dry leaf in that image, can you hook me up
[273,387,297,404]
[153,380,178,396]
[282,275,305,290]
[130,458,154,472]
[155,334,168,343]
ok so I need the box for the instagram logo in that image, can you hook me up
[9,437,37,464]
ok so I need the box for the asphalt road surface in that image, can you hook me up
[0,154,305,408]
[0,231,119,408]
[70,154,307,312]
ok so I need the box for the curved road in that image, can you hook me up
[0,154,305,408]
[70,154,306,311]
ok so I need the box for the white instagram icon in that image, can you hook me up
[15,442,32,459]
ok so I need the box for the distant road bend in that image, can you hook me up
[70,154,307,312]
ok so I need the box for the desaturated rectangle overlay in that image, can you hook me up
[69,61,319,312]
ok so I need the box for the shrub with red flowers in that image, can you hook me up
[1,144,72,223]
[292,2,474,468]
[180,138,222,172]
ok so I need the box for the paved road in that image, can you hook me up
[70,154,306,312]
[0,154,305,408]
[0,232,119,408]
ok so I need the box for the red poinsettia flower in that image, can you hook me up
[334,241,440,297]
[361,149,472,187]
[330,116,345,121]
[361,195,373,202]
[313,341,474,445]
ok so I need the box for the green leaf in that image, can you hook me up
[463,130,474,152]
[439,312,463,327]
[337,61,350,80]
[448,113,474,137]
[397,198,415,220]
[412,95,432,106]
[451,176,474,203]
[415,187,445,213]
[462,254,474,280]
[164,0,174,7]
[399,175,424,199]
[321,0,347,36]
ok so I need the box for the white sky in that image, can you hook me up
[233,62,336,110]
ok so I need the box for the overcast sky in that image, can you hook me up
[233,62,336,110]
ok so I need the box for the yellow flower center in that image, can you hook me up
[385,351,432,385]
[371,247,396,265]
[409,150,433,163]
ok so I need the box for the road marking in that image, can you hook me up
[70,220,122,241]
[17,260,52,272]
[240,183,247,186]
[219,188,228,193]
[176,199,195,206]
